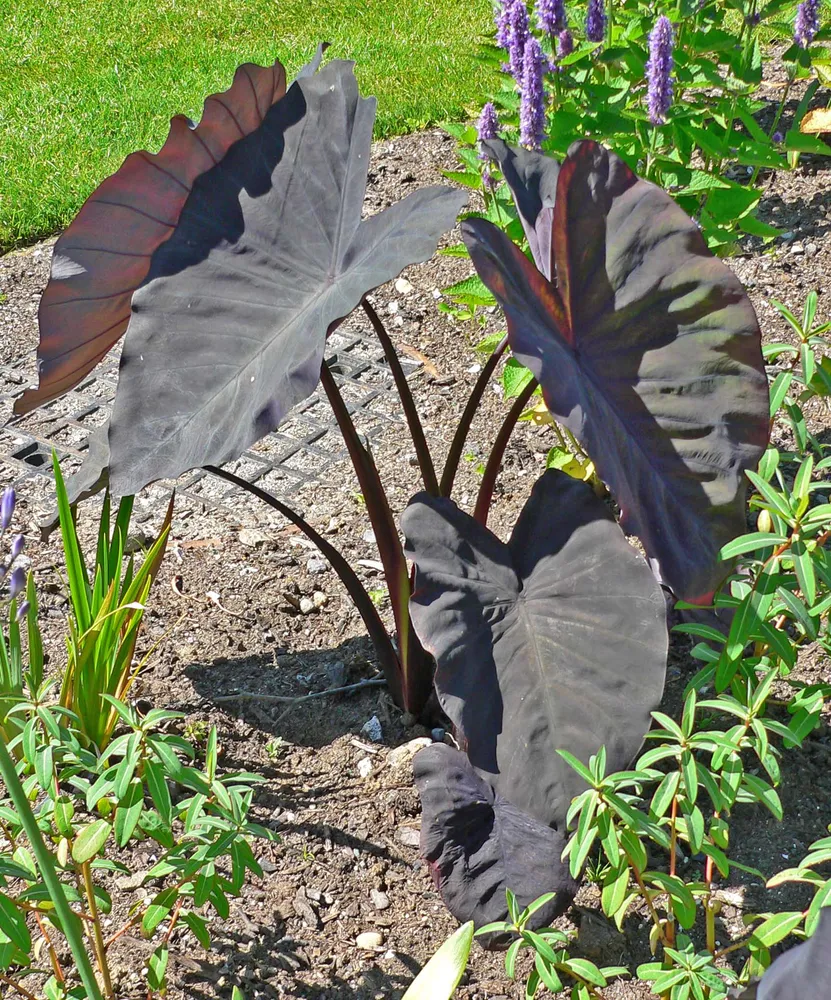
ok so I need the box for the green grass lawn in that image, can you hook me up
[0,0,493,252]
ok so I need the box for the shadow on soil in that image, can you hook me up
[184,634,395,751]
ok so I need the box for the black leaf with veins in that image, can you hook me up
[403,469,668,832]
[413,743,578,946]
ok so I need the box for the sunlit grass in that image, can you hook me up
[0,0,493,251]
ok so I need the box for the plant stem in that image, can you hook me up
[361,298,439,495]
[441,335,509,496]
[320,362,431,713]
[626,853,670,948]
[35,911,66,984]
[667,794,678,948]
[0,739,104,1000]
[704,819,717,954]
[205,465,402,704]
[81,860,115,1000]
[0,974,40,1000]
[474,379,538,525]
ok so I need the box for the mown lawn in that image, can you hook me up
[1,0,493,252]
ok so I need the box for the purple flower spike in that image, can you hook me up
[646,15,675,125]
[585,0,606,42]
[8,567,25,600]
[536,0,567,35]
[10,535,24,561]
[0,488,14,531]
[477,102,500,146]
[508,0,531,84]
[520,37,547,150]
[795,0,820,48]
[557,28,574,60]
[15,601,30,623]
[495,0,512,48]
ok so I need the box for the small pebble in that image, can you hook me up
[387,300,399,314]
[806,242,819,257]
[356,931,384,950]
[361,715,383,742]
[371,889,391,911]
[312,590,328,609]
[357,757,373,778]
[396,826,421,847]
[790,242,804,256]
[395,277,413,295]
[431,727,446,742]
[307,556,328,574]
[387,737,432,768]
[299,597,315,614]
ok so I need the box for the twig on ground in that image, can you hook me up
[212,677,386,725]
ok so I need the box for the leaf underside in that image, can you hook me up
[465,139,769,602]
[413,743,578,945]
[403,469,668,831]
[17,59,289,415]
[76,60,465,497]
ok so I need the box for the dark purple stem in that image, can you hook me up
[474,378,538,526]
[320,362,431,713]
[440,336,509,497]
[362,298,439,496]
[206,464,402,703]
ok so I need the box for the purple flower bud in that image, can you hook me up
[795,0,820,48]
[482,167,497,193]
[773,130,784,143]
[646,15,675,125]
[585,0,607,42]
[495,0,512,47]
[8,567,25,601]
[10,535,24,561]
[508,0,531,84]
[477,102,500,146]
[1,488,14,531]
[520,37,547,150]
[557,28,574,60]
[536,0,567,35]
[15,601,29,623]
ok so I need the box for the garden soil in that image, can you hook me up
[2,120,831,1000]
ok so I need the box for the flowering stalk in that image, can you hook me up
[508,0,531,84]
[795,0,820,48]
[585,0,606,43]
[646,15,674,126]
[494,0,512,48]
[535,0,567,35]
[520,37,546,150]
[477,103,500,193]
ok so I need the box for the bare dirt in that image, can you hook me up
[1,111,831,1000]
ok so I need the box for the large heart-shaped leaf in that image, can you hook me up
[403,469,667,831]
[15,59,289,415]
[464,139,769,603]
[90,59,464,496]
[413,743,578,943]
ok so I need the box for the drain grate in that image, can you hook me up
[0,324,417,521]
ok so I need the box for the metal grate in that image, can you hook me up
[0,324,417,522]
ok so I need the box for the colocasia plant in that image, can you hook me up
[18,50,771,934]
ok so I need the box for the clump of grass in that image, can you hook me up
[0,0,492,251]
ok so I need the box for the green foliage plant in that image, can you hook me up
[485,301,831,996]
[0,689,274,999]
[51,453,173,750]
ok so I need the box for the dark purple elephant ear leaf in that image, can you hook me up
[481,139,559,279]
[403,469,668,831]
[462,139,769,602]
[15,60,288,416]
[98,59,465,496]
[413,743,578,945]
